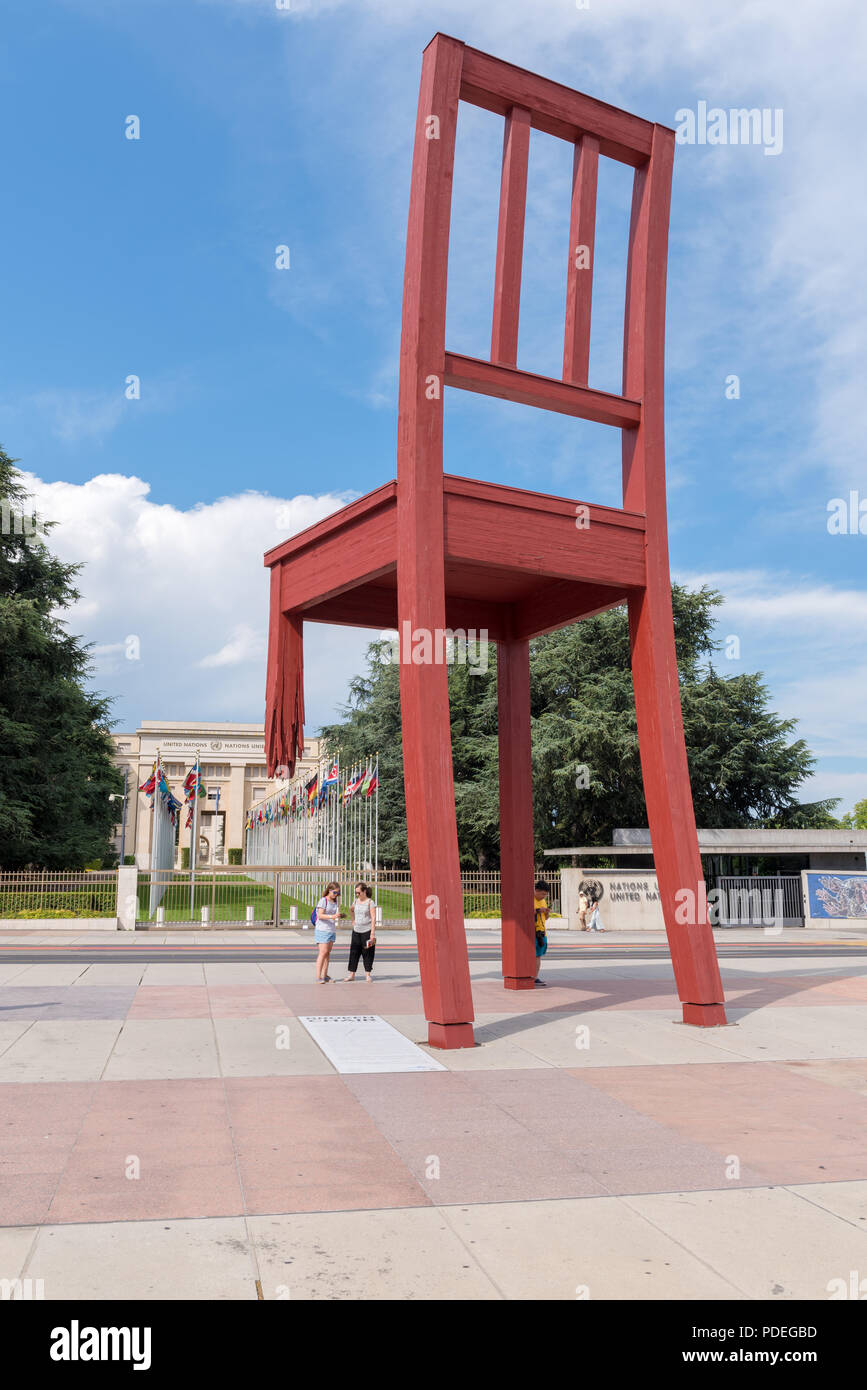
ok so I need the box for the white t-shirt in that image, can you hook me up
[316,896,338,927]
[353,899,373,932]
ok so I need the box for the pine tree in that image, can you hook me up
[0,448,122,868]
[320,586,837,867]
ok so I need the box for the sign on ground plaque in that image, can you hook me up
[298,1014,446,1074]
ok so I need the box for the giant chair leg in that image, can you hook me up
[498,637,536,989]
[629,588,727,1025]
[398,642,476,1048]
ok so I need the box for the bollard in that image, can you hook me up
[246,905,254,924]
[375,905,383,930]
[289,905,301,930]
[156,906,165,925]
[201,905,210,924]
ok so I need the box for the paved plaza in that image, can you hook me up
[1,929,866,1300]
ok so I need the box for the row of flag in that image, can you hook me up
[244,762,378,832]
[182,759,206,828]
[138,758,183,828]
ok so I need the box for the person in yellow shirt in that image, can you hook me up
[534,879,550,986]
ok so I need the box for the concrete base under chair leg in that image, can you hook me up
[427,1021,476,1049]
[682,1001,728,1027]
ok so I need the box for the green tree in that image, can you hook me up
[0,449,122,868]
[320,586,837,867]
[840,798,867,829]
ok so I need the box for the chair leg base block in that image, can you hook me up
[682,1002,728,1027]
[503,976,536,990]
[427,1021,476,1049]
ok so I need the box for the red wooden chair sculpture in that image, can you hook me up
[264,34,727,1048]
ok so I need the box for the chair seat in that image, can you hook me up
[264,473,646,640]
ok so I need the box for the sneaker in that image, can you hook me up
[534,979,547,987]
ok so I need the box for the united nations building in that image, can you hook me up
[110,721,322,867]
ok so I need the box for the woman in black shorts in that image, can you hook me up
[341,882,377,981]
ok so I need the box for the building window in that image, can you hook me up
[252,786,266,800]
[165,763,185,777]
[203,763,230,778]
[246,764,268,779]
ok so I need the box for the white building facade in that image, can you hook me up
[110,721,321,868]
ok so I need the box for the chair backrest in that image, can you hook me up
[398,34,675,526]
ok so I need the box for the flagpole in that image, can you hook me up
[189,751,200,919]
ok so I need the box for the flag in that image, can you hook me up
[140,759,181,827]
[359,765,376,797]
[365,766,378,798]
[343,770,364,802]
[305,774,318,815]
[322,763,339,788]
[183,759,205,828]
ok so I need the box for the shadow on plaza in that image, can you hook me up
[449,964,845,1044]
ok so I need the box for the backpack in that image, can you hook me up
[310,906,317,926]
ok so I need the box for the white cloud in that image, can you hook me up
[681,569,867,629]
[20,470,373,733]
[198,624,263,668]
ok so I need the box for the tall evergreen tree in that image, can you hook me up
[321,586,837,867]
[0,448,122,868]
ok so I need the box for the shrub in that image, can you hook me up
[180,848,190,869]
[228,848,243,865]
[123,855,136,865]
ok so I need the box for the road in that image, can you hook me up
[0,941,864,963]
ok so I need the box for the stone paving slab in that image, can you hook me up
[0,944,865,1298]
[249,1208,499,1300]
[102,1020,220,1080]
[213,1019,334,1077]
[623,1186,867,1300]
[21,1216,257,1300]
[440,1197,744,1300]
[0,1021,122,1084]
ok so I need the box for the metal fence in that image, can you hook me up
[0,870,117,920]
[0,865,562,928]
[715,875,803,927]
[133,866,561,927]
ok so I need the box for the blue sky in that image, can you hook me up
[2,0,865,815]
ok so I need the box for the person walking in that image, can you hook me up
[534,878,550,986]
[313,881,340,982]
[588,896,605,932]
[342,882,377,981]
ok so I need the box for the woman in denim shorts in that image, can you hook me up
[314,882,340,982]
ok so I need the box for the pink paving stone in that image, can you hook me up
[46,1161,245,1224]
[127,986,211,1019]
[207,984,291,1018]
[388,1134,610,1205]
[223,1075,430,1215]
[0,1082,96,1181]
[0,1171,62,1226]
[575,1061,867,1184]
[0,1081,97,1137]
[347,1069,768,1201]
[66,1079,234,1165]
[274,982,426,1014]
